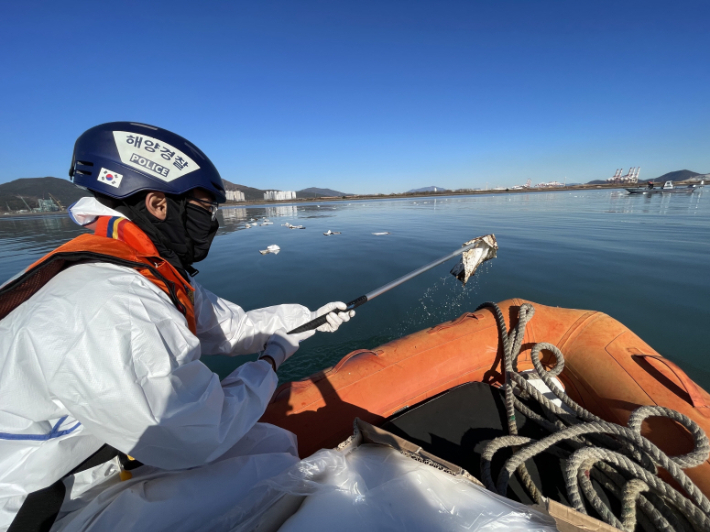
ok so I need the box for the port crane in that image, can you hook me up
[16,196,33,212]
[48,193,64,210]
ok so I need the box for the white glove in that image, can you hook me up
[259,328,314,371]
[312,301,356,333]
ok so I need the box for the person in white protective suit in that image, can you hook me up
[0,122,354,532]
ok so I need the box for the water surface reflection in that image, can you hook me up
[2,191,709,389]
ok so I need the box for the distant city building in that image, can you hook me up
[264,190,296,201]
[225,190,245,202]
[536,181,565,188]
[607,168,640,184]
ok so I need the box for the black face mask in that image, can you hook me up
[185,203,218,263]
[116,194,219,278]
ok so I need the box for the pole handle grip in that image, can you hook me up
[288,295,368,334]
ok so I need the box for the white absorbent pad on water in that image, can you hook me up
[214,444,557,532]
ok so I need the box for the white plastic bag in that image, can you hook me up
[204,445,558,532]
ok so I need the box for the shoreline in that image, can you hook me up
[0,183,676,219]
[226,183,630,208]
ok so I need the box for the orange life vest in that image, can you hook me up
[0,215,196,333]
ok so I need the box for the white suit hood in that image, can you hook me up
[67,197,127,226]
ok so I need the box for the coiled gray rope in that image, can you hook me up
[477,302,710,532]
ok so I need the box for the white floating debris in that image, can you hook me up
[284,222,305,229]
[323,230,341,236]
[245,224,251,228]
[372,232,391,236]
[259,244,281,255]
[449,234,498,285]
[260,221,273,226]
[250,218,256,222]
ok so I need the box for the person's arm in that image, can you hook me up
[192,280,314,356]
[47,264,280,469]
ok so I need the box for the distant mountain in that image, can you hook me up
[587,169,704,185]
[221,179,265,201]
[0,177,355,210]
[296,187,352,198]
[223,180,354,201]
[407,186,449,193]
[0,177,90,211]
[641,170,703,183]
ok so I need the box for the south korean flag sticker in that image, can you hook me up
[97,168,123,188]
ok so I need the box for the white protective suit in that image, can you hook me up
[0,198,316,531]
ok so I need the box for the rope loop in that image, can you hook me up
[530,342,565,376]
[627,405,710,469]
[477,302,710,531]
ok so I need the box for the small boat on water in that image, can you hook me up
[262,299,710,528]
[626,180,704,194]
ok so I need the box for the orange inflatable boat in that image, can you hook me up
[262,298,710,499]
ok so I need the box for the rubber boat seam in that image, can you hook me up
[427,312,482,334]
[331,350,383,374]
[555,327,652,421]
[557,311,605,353]
[275,350,382,392]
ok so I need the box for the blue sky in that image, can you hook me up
[1,1,708,194]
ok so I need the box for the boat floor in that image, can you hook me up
[382,382,621,519]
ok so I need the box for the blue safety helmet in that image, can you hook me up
[69,122,226,203]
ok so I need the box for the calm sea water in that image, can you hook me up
[2,189,708,388]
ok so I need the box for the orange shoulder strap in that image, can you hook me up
[0,218,196,334]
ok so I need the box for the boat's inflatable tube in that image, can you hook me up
[261,298,710,496]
